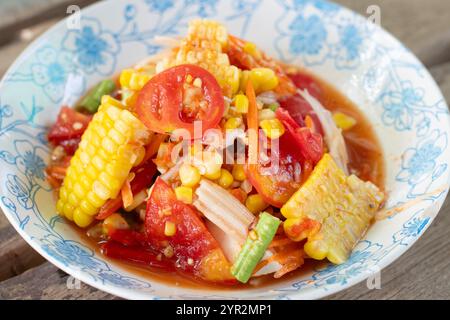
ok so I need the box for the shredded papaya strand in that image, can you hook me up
[143,133,167,163]
[246,80,258,166]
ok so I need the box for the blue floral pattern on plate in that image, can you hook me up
[0,0,449,299]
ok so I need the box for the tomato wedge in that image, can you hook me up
[246,159,302,208]
[246,107,323,208]
[136,64,225,136]
[276,108,324,165]
[145,178,233,282]
[48,107,92,154]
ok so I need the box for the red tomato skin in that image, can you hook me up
[48,107,92,154]
[279,94,323,136]
[145,178,226,275]
[276,108,324,165]
[136,64,224,136]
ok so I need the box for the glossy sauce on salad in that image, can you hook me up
[75,68,384,289]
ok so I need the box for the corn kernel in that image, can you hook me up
[217,169,234,189]
[202,151,223,180]
[119,69,132,88]
[73,209,94,228]
[234,94,249,113]
[245,194,269,214]
[332,112,357,130]
[260,118,285,139]
[179,163,201,187]
[232,164,246,181]
[120,69,151,91]
[243,41,261,59]
[133,145,146,167]
[175,186,193,204]
[249,68,279,93]
[164,221,177,237]
[224,117,242,130]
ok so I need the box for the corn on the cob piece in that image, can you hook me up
[156,19,240,97]
[56,98,150,227]
[281,154,384,264]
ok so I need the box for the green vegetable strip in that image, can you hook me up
[231,212,281,283]
[268,103,279,112]
[79,79,116,113]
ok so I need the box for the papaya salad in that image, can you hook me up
[46,20,385,286]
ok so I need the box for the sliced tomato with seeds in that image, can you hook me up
[145,178,234,282]
[48,107,92,154]
[136,64,225,136]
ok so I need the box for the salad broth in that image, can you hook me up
[307,71,385,189]
[77,70,385,289]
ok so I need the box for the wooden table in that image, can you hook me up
[0,0,449,300]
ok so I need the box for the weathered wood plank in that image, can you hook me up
[0,263,118,300]
[0,18,62,77]
[0,0,97,45]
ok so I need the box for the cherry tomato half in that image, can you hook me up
[136,64,225,136]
